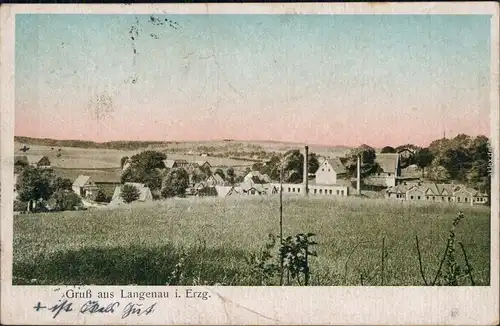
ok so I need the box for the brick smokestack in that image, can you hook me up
[303,145,309,196]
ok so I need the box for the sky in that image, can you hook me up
[15,14,491,147]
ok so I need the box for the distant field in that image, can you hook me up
[13,196,490,286]
[14,142,256,169]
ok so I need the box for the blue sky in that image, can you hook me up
[15,14,491,147]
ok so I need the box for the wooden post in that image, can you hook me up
[357,154,361,195]
[279,163,284,286]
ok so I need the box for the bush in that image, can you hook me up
[95,190,111,203]
[50,191,83,211]
[120,184,140,203]
[13,200,28,212]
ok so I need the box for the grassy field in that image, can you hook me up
[14,142,257,169]
[13,196,490,286]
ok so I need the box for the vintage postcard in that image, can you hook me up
[1,2,499,325]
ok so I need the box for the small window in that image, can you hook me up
[448,197,451,201]
[288,187,291,192]
[410,196,414,200]
[457,197,461,202]
[314,189,317,194]
[298,188,300,193]
[465,197,468,202]
[388,173,392,176]
[322,168,324,171]
[418,196,421,200]
[432,197,435,201]
[319,189,323,194]
[426,196,429,200]
[328,169,330,172]
[292,188,295,193]
[337,190,340,195]
[341,190,345,196]
[329,189,332,195]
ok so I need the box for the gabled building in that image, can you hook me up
[315,158,347,185]
[72,175,99,198]
[163,159,189,169]
[206,174,225,186]
[194,161,211,170]
[366,153,401,187]
[110,182,153,205]
[14,155,51,169]
[385,182,488,205]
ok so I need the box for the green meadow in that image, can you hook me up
[13,196,490,286]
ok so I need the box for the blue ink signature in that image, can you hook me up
[34,300,73,319]
[122,302,157,319]
[80,301,120,314]
[34,300,156,319]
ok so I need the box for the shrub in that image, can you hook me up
[120,184,140,203]
[94,190,111,203]
[50,191,83,211]
[13,200,28,212]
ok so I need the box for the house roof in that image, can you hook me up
[163,159,189,168]
[14,156,28,165]
[26,155,49,165]
[375,153,399,173]
[325,158,347,174]
[387,182,487,197]
[261,174,271,182]
[54,168,121,184]
[210,174,224,184]
[215,185,233,197]
[163,159,175,168]
[195,160,211,167]
[245,171,262,178]
[112,182,153,202]
[72,175,92,187]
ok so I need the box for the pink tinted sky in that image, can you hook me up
[15,14,491,147]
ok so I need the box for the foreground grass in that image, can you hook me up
[13,196,490,286]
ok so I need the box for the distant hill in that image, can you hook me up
[14,136,173,151]
[14,136,352,154]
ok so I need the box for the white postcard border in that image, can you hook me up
[1,3,499,325]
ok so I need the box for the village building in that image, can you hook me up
[244,171,272,183]
[194,160,211,170]
[385,182,488,205]
[239,177,278,196]
[206,174,225,187]
[72,175,99,198]
[272,182,349,197]
[69,171,122,200]
[163,159,189,169]
[122,158,132,171]
[110,182,153,205]
[397,148,415,160]
[315,158,347,185]
[365,153,401,187]
[14,155,51,169]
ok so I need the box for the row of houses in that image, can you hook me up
[385,182,488,205]
[123,158,211,172]
[14,155,51,169]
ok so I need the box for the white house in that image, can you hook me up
[315,158,347,185]
[72,175,99,198]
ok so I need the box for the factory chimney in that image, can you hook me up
[356,154,361,195]
[303,145,309,196]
